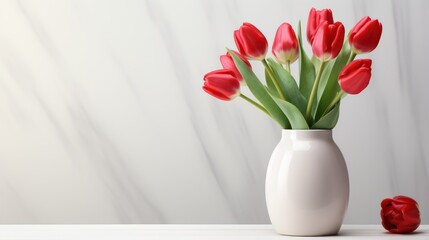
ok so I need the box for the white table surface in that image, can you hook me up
[0,225,427,240]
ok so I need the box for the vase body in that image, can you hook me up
[265,130,349,236]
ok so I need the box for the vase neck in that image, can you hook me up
[281,130,333,141]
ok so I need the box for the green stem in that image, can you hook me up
[285,60,291,73]
[305,60,326,119]
[347,51,357,64]
[239,93,269,116]
[322,91,346,116]
[261,59,286,101]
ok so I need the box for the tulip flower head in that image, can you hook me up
[381,196,420,234]
[234,22,268,61]
[203,69,241,101]
[349,16,383,54]
[202,9,383,130]
[307,8,334,44]
[311,21,345,61]
[220,50,251,85]
[272,23,299,64]
[338,59,372,94]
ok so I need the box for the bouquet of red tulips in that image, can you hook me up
[203,8,382,129]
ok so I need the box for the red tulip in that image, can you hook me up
[307,8,334,44]
[220,50,251,85]
[272,23,299,64]
[381,196,420,234]
[338,59,372,94]
[203,69,240,101]
[234,22,268,61]
[311,21,345,61]
[349,16,382,54]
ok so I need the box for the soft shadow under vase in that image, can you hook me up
[265,130,349,236]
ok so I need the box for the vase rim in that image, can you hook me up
[281,129,332,132]
[281,129,333,139]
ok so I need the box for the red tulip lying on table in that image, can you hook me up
[381,195,420,234]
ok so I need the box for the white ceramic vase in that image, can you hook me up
[265,130,349,236]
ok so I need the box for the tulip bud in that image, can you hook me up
[381,196,420,234]
[338,59,372,94]
[311,21,345,61]
[234,22,268,61]
[220,50,251,85]
[272,23,299,64]
[349,16,382,54]
[203,69,240,101]
[307,8,334,44]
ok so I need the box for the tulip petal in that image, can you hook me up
[234,30,245,54]
[306,8,317,43]
[234,23,268,60]
[338,59,372,94]
[351,20,382,53]
[272,23,299,64]
[329,22,345,59]
[351,16,371,34]
[203,69,240,101]
[312,22,330,60]
[306,8,334,44]
[393,195,419,205]
[311,21,345,61]
[202,86,231,101]
[220,55,240,79]
[339,59,372,78]
[401,205,420,223]
[339,67,371,94]
[349,17,383,54]
[205,76,239,95]
[320,9,334,24]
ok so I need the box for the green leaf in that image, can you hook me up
[315,43,351,121]
[266,58,307,115]
[273,97,309,129]
[317,60,334,102]
[228,50,290,129]
[297,21,316,101]
[311,102,340,129]
[265,68,279,98]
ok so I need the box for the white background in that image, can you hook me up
[0,0,427,224]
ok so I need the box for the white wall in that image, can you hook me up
[0,0,427,223]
